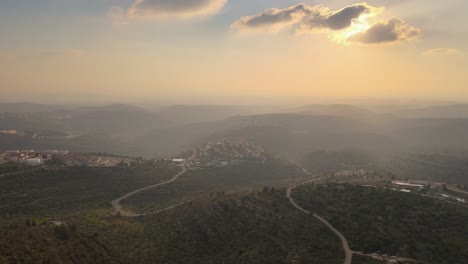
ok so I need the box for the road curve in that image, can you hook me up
[111,164,187,217]
[313,214,353,264]
[446,185,468,196]
[112,149,197,217]
[286,176,353,264]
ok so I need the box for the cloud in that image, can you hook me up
[422,48,461,56]
[113,0,227,21]
[232,2,420,45]
[232,3,381,33]
[231,4,313,31]
[348,18,421,44]
[306,3,378,30]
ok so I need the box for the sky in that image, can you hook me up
[0,0,467,104]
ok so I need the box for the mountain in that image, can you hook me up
[393,103,468,118]
[0,103,67,113]
[0,104,173,155]
[5,104,468,158]
[136,113,398,157]
[296,104,375,118]
[63,104,172,135]
[157,104,261,125]
[0,104,171,136]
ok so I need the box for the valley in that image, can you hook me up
[1,103,468,263]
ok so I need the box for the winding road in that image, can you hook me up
[111,164,188,217]
[287,176,423,264]
[313,213,353,264]
[111,149,196,217]
[286,176,353,264]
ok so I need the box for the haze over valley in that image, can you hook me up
[1,0,468,263]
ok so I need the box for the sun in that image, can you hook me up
[330,13,375,44]
[343,15,371,39]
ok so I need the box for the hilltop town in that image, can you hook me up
[187,139,274,168]
[0,149,138,167]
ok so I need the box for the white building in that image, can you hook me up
[392,181,424,188]
[26,158,42,166]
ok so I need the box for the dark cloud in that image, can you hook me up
[232,3,379,32]
[232,2,421,46]
[348,18,421,44]
[237,4,312,28]
[325,4,371,30]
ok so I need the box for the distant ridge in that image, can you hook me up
[394,103,468,118]
[0,103,66,113]
[296,104,375,118]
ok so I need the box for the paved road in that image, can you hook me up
[313,213,353,264]
[446,185,468,196]
[112,149,197,217]
[354,252,423,263]
[286,176,353,264]
[111,164,188,217]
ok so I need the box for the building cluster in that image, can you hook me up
[335,169,367,177]
[63,153,136,167]
[0,129,21,135]
[190,139,271,168]
[391,181,425,193]
[0,149,69,166]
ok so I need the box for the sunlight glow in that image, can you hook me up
[342,15,371,39]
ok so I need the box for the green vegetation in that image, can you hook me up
[0,218,115,264]
[0,162,31,175]
[384,153,468,185]
[124,161,304,213]
[352,255,383,264]
[0,189,344,264]
[301,150,372,174]
[0,162,178,217]
[293,184,468,264]
[1,161,467,263]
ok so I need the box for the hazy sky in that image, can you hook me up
[1,0,467,103]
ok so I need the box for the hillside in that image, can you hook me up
[0,162,179,217]
[0,103,67,113]
[123,161,305,214]
[296,104,375,118]
[1,161,467,263]
[0,187,344,263]
[157,104,260,125]
[394,103,468,118]
[5,104,468,159]
[292,184,468,264]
